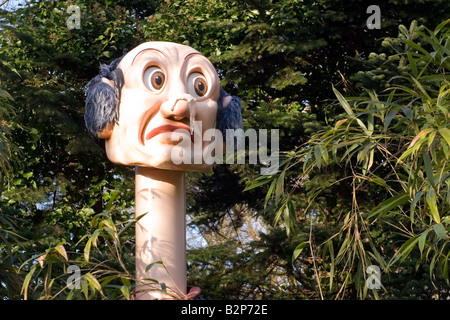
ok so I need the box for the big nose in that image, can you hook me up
[160,99,190,121]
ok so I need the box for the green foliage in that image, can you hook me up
[0,59,20,183]
[0,57,22,300]
[0,0,139,300]
[19,209,139,300]
[258,20,450,299]
[1,0,450,300]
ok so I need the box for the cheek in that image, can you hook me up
[118,89,165,129]
[196,100,218,132]
[119,90,148,120]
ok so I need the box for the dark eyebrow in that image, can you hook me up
[131,48,167,65]
[184,52,203,60]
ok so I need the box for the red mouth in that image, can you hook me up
[145,124,192,141]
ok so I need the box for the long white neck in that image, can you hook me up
[134,167,186,300]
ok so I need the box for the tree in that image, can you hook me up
[0,58,22,299]
[0,0,142,299]
[144,0,450,299]
[0,0,449,300]
[257,19,450,299]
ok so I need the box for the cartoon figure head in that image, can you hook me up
[84,42,242,172]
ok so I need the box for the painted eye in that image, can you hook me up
[143,66,165,91]
[188,73,208,97]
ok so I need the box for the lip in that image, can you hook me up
[145,124,192,141]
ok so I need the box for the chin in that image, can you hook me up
[105,142,213,172]
[141,145,214,172]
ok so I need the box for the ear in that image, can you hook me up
[98,122,115,139]
[84,52,126,140]
[216,88,243,139]
[84,75,118,139]
[84,67,124,139]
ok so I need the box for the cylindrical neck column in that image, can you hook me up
[134,167,186,300]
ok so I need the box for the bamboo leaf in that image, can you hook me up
[423,151,436,190]
[120,285,130,300]
[429,252,438,280]
[342,143,360,162]
[426,189,440,223]
[333,85,355,117]
[244,176,272,191]
[442,138,449,160]
[418,229,429,254]
[54,244,68,261]
[314,145,322,169]
[427,130,437,148]
[121,278,131,287]
[366,106,375,135]
[275,171,285,203]
[368,240,387,269]
[398,145,418,162]
[447,180,450,205]
[368,192,410,220]
[105,190,119,211]
[160,282,167,294]
[264,179,276,209]
[145,261,163,272]
[410,191,423,223]
[84,237,92,262]
[303,148,313,172]
[393,235,420,264]
[335,118,348,129]
[100,275,118,287]
[408,128,434,150]
[370,175,390,189]
[285,199,296,237]
[409,74,433,100]
[21,264,38,300]
[292,241,309,264]
[433,223,446,240]
[356,118,369,132]
[84,273,103,294]
[402,107,413,120]
[398,128,433,162]
[384,110,398,129]
[336,235,351,263]
[81,278,89,299]
[273,202,285,226]
[118,214,143,237]
[439,128,450,146]
[433,18,450,35]
[327,241,335,290]
[141,278,159,283]
[321,144,329,164]
[407,52,418,77]
[443,252,450,284]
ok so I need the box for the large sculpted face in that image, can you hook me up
[85,41,242,172]
[105,42,221,171]
[96,42,223,172]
